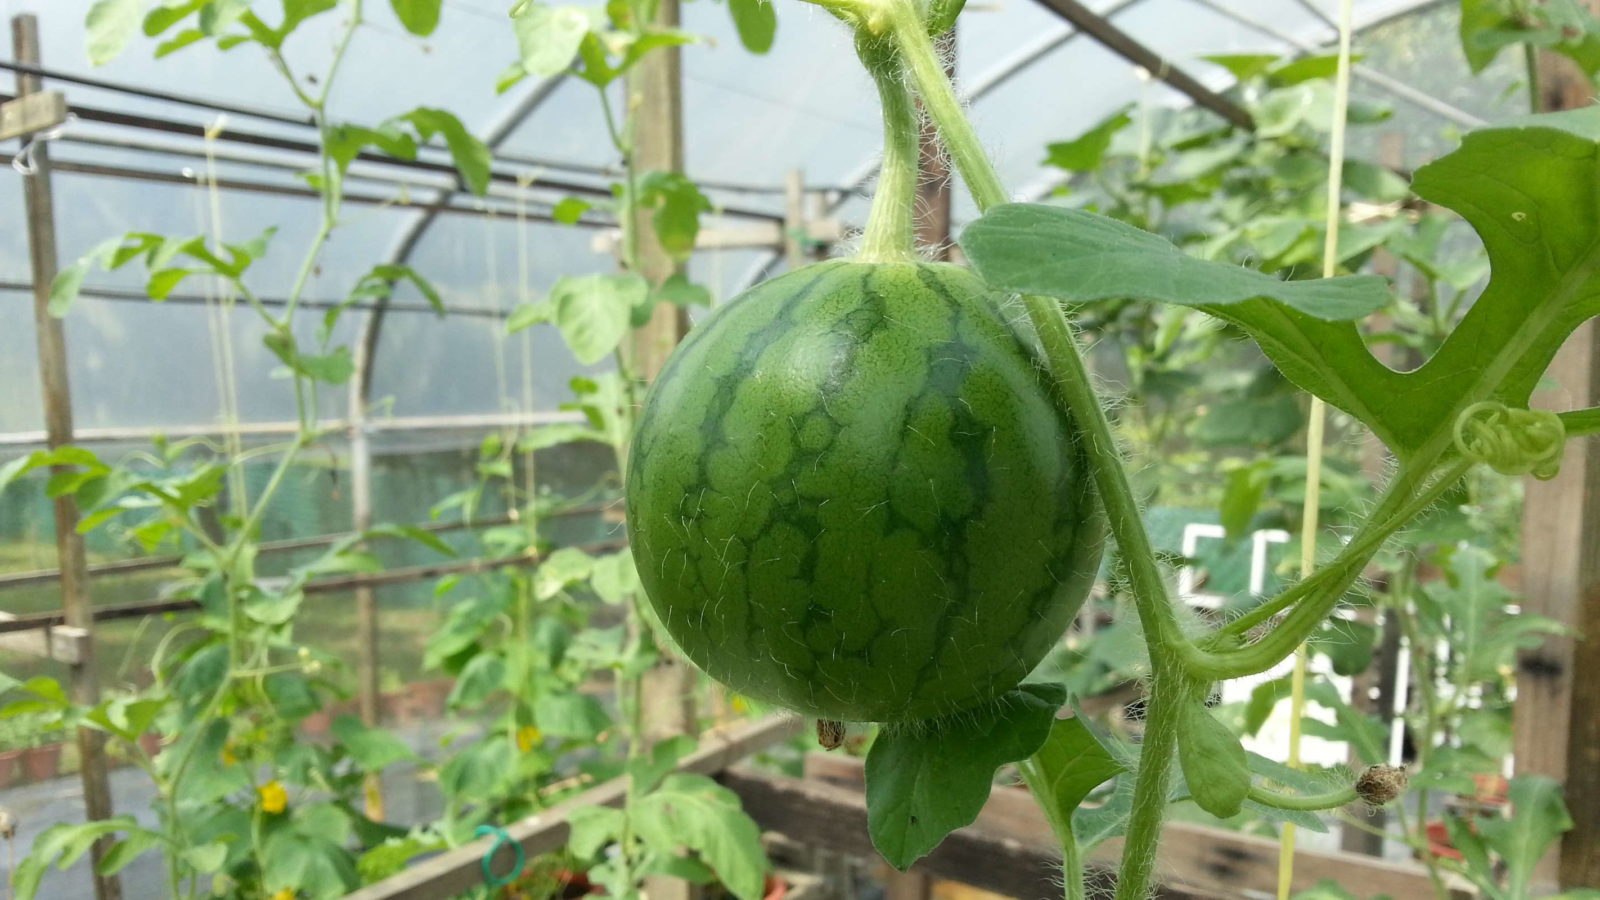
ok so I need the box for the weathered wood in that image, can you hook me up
[0,88,63,141]
[344,716,803,900]
[0,613,83,663]
[798,753,1469,900]
[915,31,954,260]
[12,15,120,900]
[1514,17,1600,890]
[784,170,808,269]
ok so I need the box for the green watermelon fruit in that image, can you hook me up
[626,260,1104,723]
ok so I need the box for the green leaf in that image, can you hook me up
[535,692,610,739]
[656,273,712,307]
[1043,108,1132,173]
[144,0,205,36]
[634,773,768,900]
[86,0,145,65]
[550,273,648,365]
[439,737,516,801]
[96,827,162,875]
[1478,775,1572,892]
[367,522,456,556]
[332,714,417,771]
[265,671,320,720]
[262,829,359,900]
[1176,700,1250,819]
[390,0,442,36]
[181,842,227,874]
[447,652,506,708]
[727,0,777,54]
[865,682,1065,869]
[1027,714,1126,822]
[401,108,491,196]
[518,422,607,451]
[552,196,592,224]
[535,547,595,599]
[638,171,712,260]
[49,260,92,317]
[962,205,1388,321]
[628,734,696,794]
[506,300,555,333]
[513,4,592,77]
[1202,53,1279,80]
[1304,681,1387,765]
[1207,109,1600,461]
[588,551,642,605]
[568,805,625,858]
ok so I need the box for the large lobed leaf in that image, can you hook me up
[962,107,1600,464]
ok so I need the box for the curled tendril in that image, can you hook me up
[1452,401,1567,480]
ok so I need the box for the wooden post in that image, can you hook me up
[624,0,689,382]
[784,169,808,269]
[349,398,384,819]
[915,29,955,260]
[1513,23,1600,891]
[623,12,698,899]
[11,15,122,900]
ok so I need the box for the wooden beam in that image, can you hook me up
[1514,11,1600,890]
[0,88,63,141]
[796,753,1469,900]
[12,15,120,900]
[916,31,956,259]
[0,614,83,664]
[344,716,804,900]
[1029,0,1254,131]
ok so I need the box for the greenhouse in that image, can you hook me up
[0,0,1596,897]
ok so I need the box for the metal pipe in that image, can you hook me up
[0,280,510,320]
[0,537,628,636]
[0,409,586,447]
[0,502,610,591]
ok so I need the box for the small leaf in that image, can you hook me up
[727,0,776,54]
[550,273,648,364]
[513,4,592,77]
[535,692,609,739]
[961,204,1389,321]
[401,109,491,196]
[1028,714,1126,820]
[86,0,145,65]
[633,774,768,900]
[567,805,625,858]
[1043,108,1132,173]
[1477,774,1573,889]
[389,0,442,36]
[506,300,555,333]
[865,682,1065,869]
[552,196,592,224]
[1177,700,1250,819]
[332,714,417,771]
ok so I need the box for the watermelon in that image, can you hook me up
[626,260,1104,723]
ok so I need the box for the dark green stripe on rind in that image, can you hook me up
[626,261,1104,723]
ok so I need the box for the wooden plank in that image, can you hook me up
[0,89,64,140]
[1513,11,1600,889]
[0,613,83,663]
[12,15,120,900]
[344,715,804,900]
[798,753,1468,900]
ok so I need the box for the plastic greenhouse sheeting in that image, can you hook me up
[0,0,1513,438]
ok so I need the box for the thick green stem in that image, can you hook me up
[1247,782,1358,812]
[1115,660,1184,900]
[855,38,919,262]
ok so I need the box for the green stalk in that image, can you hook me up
[1246,783,1358,812]
[855,36,919,262]
[1019,758,1087,900]
[879,9,1187,897]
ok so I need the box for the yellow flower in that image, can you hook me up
[269,890,295,900]
[730,695,750,714]
[515,725,542,753]
[257,780,288,814]
[220,741,237,766]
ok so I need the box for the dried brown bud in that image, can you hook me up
[1356,765,1408,807]
[816,719,846,751]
